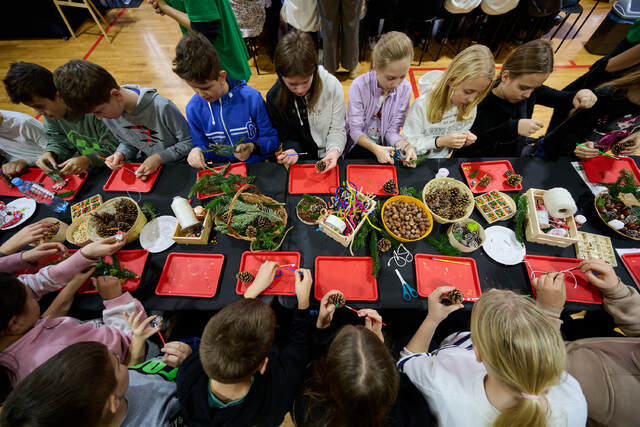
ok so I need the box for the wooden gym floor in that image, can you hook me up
[0,1,614,425]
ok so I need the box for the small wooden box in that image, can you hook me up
[319,194,376,247]
[172,210,212,245]
[524,188,578,248]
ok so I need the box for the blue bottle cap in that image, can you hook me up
[11,177,24,186]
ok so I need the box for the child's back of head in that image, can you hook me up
[304,325,399,427]
[173,32,222,84]
[200,298,276,383]
[3,62,56,105]
[371,31,414,71]
[471,289,566,427]
[53,59,119,114]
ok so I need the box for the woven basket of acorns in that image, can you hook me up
[381,195,433,242]
[422,177,474,224]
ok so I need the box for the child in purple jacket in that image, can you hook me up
[345,32,417,167]
[0,236,146,387]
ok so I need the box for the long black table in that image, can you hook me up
[2,157,638,314]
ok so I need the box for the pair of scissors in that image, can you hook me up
[395,269,418,301]
[392,148,406,162]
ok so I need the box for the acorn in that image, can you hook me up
[327,292,346,308]
[236,271,254,283]
[447,289,464,304]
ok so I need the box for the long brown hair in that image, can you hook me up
[274,30,323,111]
[501,39,554,80]
[0,341,117,427]
[597,68,640,98]
[301,325,400,427]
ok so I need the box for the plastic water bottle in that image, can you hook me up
[11,177,69,213]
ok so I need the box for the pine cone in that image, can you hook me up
[382,179,397,194]
[327,292,346,308]
[377,238,392,252]
[315,160,327,172]
[612,140,634,155]
[504,169,514,177]
[245,225,257,238]
[256,216,271,229]
[506,173,522,187]
[478,175,491,187]
[236,271,254,283]
[447,289,464,304]
[220,211,229,223]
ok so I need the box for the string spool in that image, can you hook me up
[543,188,577,218]
[171,196,199,229]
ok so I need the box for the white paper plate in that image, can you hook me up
[140,215,177,253]
[2,198,37,230]
[483,225,526,265]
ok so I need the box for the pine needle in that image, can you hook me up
[512,194,528,244]
[399,186,419,198]
[369,231,379,277]
[426,234,461,257]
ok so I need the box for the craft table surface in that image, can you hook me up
[2,158,637,314]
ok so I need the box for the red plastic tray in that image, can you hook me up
[581,156,640,184]
[621,252,640,288]
[346,164,399,195]
[288,164,339,194]
[155,253,224,297]
[523,255,603,304]
[236,251,301,295]
[196,163,248,199]
[40,172,88,201]
[314,256,378,301]
[0,168,44,197]
[461,160,522,193]
[103,163,162,193]
[414,254,482,299]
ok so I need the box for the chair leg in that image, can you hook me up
[494,14,519,59]
[52,1,76,39]
[87,0,108,25]
[83,0,110,42]
[548,13,569,42]
[556,11,582,53]
[248,38,260,75]
[572,0,599,41]
[418,19,435,66]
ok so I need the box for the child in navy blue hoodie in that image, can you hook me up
[172,32,279,167]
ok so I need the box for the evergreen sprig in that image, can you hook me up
[369,231,379,278]
[512,194,528,244]
[399,186,419,199]
[189,164,254,198]
[202,136,248,156]
[141,201,157,222]
[602,168,640,200]
[426,234,461,257]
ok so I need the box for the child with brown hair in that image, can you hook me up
[53,59,193,180]
[266,30,346,173]
[345,31,417,166]
[172,32,279,168]
[176,261,314,426]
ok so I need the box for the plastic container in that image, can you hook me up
[414,254,482,299]
[288,164,339,194]
[236,251,301,295]
[11,177,68,213]
[155,253,225,297]
[314,256,378,301]
[346,164,399,195]
[103,163,162,193]
[581,156,640,184]
[460,160,522,193]
[0,168,44,197]
[196,163,247,199]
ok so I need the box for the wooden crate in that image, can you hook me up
[172,209,212,245]
[524,188,578,248]
[318,194,376,247]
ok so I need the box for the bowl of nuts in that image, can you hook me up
[381,196,433,242]
[65,216,92,247]
[422,177,474,224]
[30,218,68,246]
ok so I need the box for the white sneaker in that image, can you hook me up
[349,62,361,79]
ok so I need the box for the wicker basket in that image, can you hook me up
[381,195,433,242]
[31,218,68,246]
[296,196,327,225]
[216,183,288,243]
[447,219,486,253]
[422,177,474,224]
[66,216,91,247]
[87,197,147,244]
[594,191,640,241]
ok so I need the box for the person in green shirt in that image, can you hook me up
[2,62,120,175]
[149,0,252,82]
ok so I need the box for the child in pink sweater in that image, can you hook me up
[0,236,146,387]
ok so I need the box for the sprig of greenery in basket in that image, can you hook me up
[202,136,248,157]
[188,163,255,198]
[512,194,528,244]
[601,168,640,201]
[297,194,325,222]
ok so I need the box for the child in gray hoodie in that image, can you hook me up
[53,60,193,180]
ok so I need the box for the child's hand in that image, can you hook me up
[398,141,417,168]
[96,275,123,300]
[0,221,52,255]
[59,156,90,175]
[105,152,125,170]
[295,268,312,310]
[517,119,544,137]
[437,133,467,149]
[161,341,193,367]
[2,160,28,176]
[81,236,126,260]
[579,258,620,291]
[233,142,255,162]
[124,310,156,340]
[615,132,640,156]
[317,289,341,329]
[574,141,599,159]
[359,309,384,343]
[21,242,68,264]
[277,149,299,166]
[148,0,167,15]
[426,286,463,323]
[533,272,566,309]
[320,150,340,173]
[573,89,597,109]
[374,145,395,165]
[187,148,207,169]
[464,132,477,146]
[244,261,279,298]
[36,152,58,172]
[137,154,162,180]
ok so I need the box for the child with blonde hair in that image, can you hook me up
[403,44,495,158]
[399,287,587,427]
[345,31,417,166]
